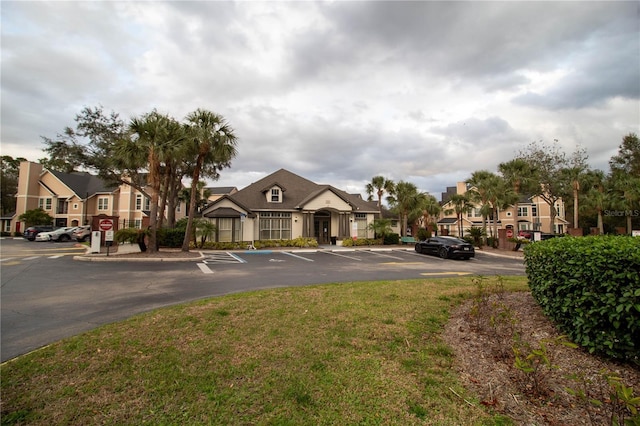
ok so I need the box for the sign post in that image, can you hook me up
[99,219,114,256]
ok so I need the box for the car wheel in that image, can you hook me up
[59,234,70,242]
[438,247,448,259]
[415,243,422,254]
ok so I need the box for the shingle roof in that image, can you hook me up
[205,186,237,195]
[219,169,378,213]
[49,170,118,197]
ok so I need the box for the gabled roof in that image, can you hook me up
[48,170,118,198]
[206,169,378,214]
[205,186,237,195]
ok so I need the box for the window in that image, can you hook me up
[217,218,240,242]
[73,203,79,210]
[176,202,181,213]
[38,198,52,210]
[259,212,291,240]
[467,208,482,218]
[271,188,280,202]
[355,213,367,238]
[135,194,142,210]
[134,219,142,229]
[517,206,528,217]
[144,197,150,211]
[98,197,109,211]
[531,205,538,217]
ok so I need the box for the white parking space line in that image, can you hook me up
[22,256,40,261]
[49,255,63,259]
[197,263,214,274]
[282,251,314,262]
[227,252,247,263]
[322,251,362,261]
[364,251,405,260]
[202,252,245,264]
[0,258,16,262]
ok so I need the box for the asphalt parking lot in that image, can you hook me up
[1,239,525,362]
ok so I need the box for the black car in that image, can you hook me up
[415,236,475,260]
[23,225,55,241]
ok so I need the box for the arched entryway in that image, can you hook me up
[314,210,331,244]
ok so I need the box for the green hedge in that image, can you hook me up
[524,236,640,364]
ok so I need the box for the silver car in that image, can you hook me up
[36,227,79,242]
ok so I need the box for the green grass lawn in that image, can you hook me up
[1,276,528,425]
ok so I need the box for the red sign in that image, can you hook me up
[99,219,114,231]
[506,229,513,238]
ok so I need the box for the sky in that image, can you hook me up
[1,1,638,201]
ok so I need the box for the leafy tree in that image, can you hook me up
[609,133,640,176]
[18,208,53,226]
[608,133,640,234]
[386,181,429,237]
[513,140,588,233]
[445,193,473,237]
[365,176,395,215]
[1,155,26,214]
[181,109,238,252]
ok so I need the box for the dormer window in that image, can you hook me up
[271,188,281,202]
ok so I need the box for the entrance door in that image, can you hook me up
[314,219,330,244]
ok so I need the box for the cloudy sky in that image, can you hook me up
[2,1,638,200]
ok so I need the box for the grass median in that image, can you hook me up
[1,276,528,425]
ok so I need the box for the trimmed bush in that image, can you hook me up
[383,233,400,245]
[158,228,185,248]
[341,237,382,247]
[524,236,640,364]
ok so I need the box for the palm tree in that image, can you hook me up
[498,158,536,194]
[466,170,501,245]
[609,172,640,234]
[366,176,395,215]
[581,170,608,235]
[445,193,473,237]
[421,194,441,232]
[127,111,176,253]
[182,109,238,252]
[386,181,428,237]
[196,220,217,248]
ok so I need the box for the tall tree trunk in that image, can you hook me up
[182,156,204,252]
[573,180,579,229]
[147,149,160,253]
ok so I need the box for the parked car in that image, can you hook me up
[415,236,475,260]
[36,226,79,242]
[73,225,92,242]
[23,225,55,241]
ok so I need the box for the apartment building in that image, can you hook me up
[11,161,186,235]
[438,182,568,237]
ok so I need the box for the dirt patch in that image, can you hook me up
[442,291,639,425]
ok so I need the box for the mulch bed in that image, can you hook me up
[442,291,639,425]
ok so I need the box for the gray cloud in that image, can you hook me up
[1,1,638,200]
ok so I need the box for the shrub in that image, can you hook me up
[341,237,382,247]
[158,228,185,248]
[524,235,640,363]
[416,228,431,241]
[468,226,485,247]
[115,227,140,244]
[383,233,399,245]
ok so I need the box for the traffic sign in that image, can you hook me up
[99,219,114,231]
